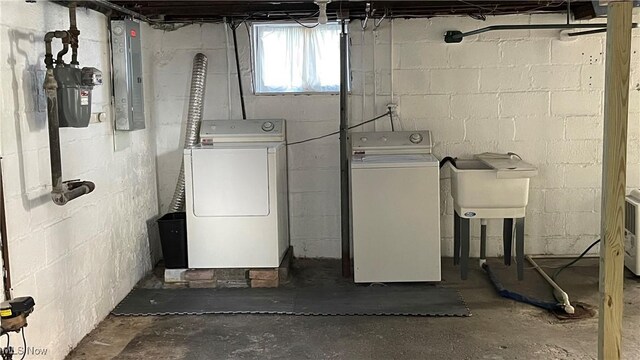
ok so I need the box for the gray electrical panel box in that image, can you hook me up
[111,19,145,131]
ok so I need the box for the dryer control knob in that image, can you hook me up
[262,121,275,132]
[360,137,368,142]
[409,133,423,144]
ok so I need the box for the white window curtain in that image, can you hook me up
[253,23,341,93]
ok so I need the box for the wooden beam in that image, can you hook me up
[599,1,633,359]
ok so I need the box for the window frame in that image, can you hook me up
[250,21,348,96]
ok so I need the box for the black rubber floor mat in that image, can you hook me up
[112,286,470,317]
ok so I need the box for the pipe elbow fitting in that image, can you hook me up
[82,181,96,193]
[44,32,56,42]
[51,181,96,206]
[51,191,67,206]
[44,30,69,42]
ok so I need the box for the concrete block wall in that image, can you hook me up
[351,14,640,257]
[149,14,640,258]
[150,23,342,257]
[0,3,158,359]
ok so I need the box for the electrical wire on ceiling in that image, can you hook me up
[457,0,503,13]
[82,0,573,28]
[374,10,387,29]
[361,3,371,30]
[468,12,487,21]
[229,19,247,119]
[223,17,232,119]
[457,0,567,16]
[287,14,320,28]
[229,14,253,30]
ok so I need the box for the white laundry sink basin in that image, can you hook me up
[447,154,537,219]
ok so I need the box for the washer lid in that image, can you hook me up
[200,119,285,144]
[351,153,438,168]
[351,130,432,154]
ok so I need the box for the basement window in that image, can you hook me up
[252,23,344,94]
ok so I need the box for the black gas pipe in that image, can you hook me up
[0,158,12,300]
[43,4,95,205]
[68,2,80,66]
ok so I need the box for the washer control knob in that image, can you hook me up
[360,137,368,142]
[381,136,388,142]
[409,133,423,144]
[262,121,275,132]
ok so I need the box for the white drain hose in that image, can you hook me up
[168,53,208,212]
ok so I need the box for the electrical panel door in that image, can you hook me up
[111,19,145,131]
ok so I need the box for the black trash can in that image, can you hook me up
[157,212,188,269]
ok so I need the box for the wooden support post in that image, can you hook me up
[599,1,632,359]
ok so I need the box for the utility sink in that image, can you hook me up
[447,153,538,219]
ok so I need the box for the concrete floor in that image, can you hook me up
[66,257,640,360]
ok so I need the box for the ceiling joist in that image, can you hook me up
[58,1,585,23]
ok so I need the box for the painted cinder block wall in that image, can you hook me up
[353,15,640,257]
[149,14,640,259]
[0,2,159,358]
[151,23,344,257]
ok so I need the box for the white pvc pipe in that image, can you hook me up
[478,219,488,266]
[525,255,575,314]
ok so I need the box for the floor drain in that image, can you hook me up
[552,302,596,321]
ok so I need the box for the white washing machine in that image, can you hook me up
[184,119,289,268]
[350,131,441,283]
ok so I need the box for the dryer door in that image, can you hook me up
[191,148,269,217]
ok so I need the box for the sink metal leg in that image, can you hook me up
[480,219,487,261]
[503,218,513,266]
[515,217,525,281]
[460,217,470,280]
[454,212,461,265]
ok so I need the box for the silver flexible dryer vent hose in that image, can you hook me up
[168,53,208,212]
